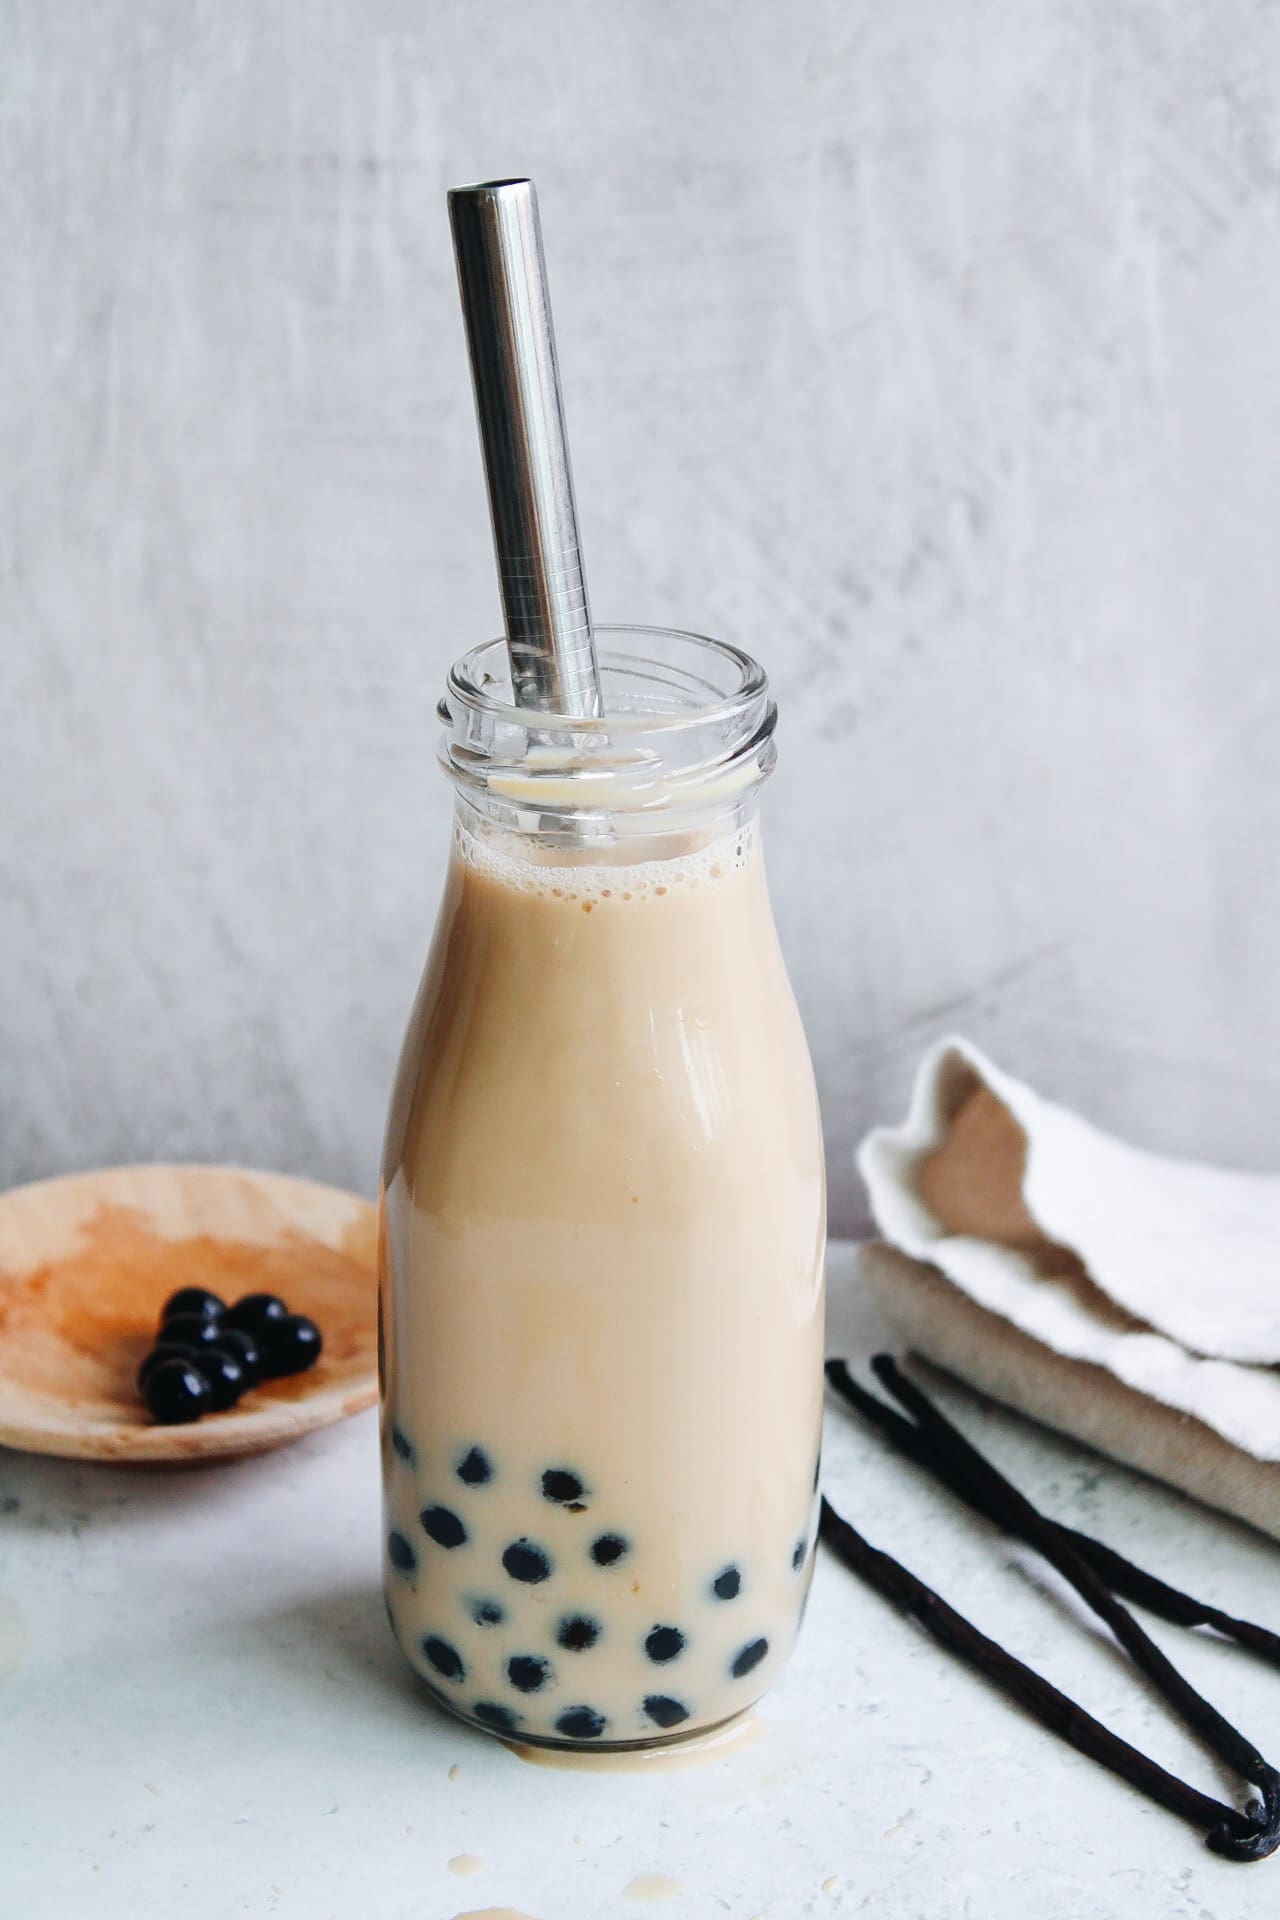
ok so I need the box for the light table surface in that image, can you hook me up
[4,1244,1279,1919]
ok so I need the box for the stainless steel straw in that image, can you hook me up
[448,178,604,719]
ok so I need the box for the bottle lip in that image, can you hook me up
[445,623,768,738]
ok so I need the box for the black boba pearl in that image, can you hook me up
[421,1505,468,1549]
[145,1358,212,1425]
[457,1445,492,1485]
[211,1325,261,1386]
[813,1453,822,1493]
[791,1538,806,1572]
[731,1637,769,1679]
[556,1615,600,1652]
[712,1566,741,1601]
[199,1346,246,1412]
[507,1654,553,1694]
[502,1538,552,1584]
[387,1530,417,1575]
[469,1597,505,1627]
[644,1625,686,1664]
[590,1533,629,1567]
[224,1292,289,1336]
[161,1287,225,1325]
[556,1706,606,1741]
[391,1426,415,1465]
[260,1313,322,1378]
[422,1635,465,1682]
[136,1341,199,1393]
[541,1467,586,1505]
[643,1695,690,1729]
[161,1313,226,1352]
[472,1701,520,1732]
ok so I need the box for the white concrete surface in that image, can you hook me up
[4,3,1280,1232]
[4,1247,1280,1918]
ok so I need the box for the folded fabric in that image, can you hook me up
[857,1039,1280,1541]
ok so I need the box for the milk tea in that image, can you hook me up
[380,812,826,1747]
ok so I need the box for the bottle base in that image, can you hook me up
[418,1674,758,1758]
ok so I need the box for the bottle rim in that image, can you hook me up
[444,624,768,737]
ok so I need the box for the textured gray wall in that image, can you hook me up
[4,1,1279,1234]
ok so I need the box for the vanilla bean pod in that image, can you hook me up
[869,1352,1280,1843]
[820,1357,1280,1861]
[818,1494,1265,1855]
[824,1359,1280,1666]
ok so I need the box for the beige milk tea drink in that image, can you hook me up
[380,627,825,1750]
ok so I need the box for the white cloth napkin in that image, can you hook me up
[857,1038,1280,1539]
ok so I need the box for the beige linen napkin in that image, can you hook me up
[857,1039,1280,1540]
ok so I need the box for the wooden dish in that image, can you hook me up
[0,1164,379,1463]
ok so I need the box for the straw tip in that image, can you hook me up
[448,177,534,202]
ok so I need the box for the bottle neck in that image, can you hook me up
[438,624,777,860]
[451,785,762,871]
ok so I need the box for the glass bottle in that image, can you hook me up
[380,625,826,1751]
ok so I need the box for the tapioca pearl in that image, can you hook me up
[556,1614,601,1652]
[731,1637,769,1679]
[507,1654,554,1694]
[644,1625,686,1664]
[711,1565,741,1601]
[590,1532,629,1567]
[390,1425,415,1465]
[469,1597,505,1628]
[791,1538,806,1572]
[643,1695,690,1730]
[813,1452,822,1493]
[423,1635,466,1682]
[472,1701,521,1733]
[421,1505,468,1549]
[387,1529,417,1576]
[541,1467,588,1505]
[457,1445,493,1486]
[503,1538,553,1584]
[556,1705,607,1740]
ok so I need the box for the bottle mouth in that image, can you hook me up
[445,624,768,734]
[439,625,777,830]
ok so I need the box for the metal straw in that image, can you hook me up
[448,178,604,719]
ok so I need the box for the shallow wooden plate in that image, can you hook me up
[0,1164,378,1462]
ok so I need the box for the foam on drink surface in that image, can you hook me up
[451,817,760,902]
